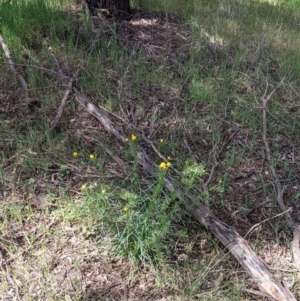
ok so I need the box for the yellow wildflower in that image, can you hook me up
[101,189,106,194]
[89,154,95,159]
[72,151,78,158]
[159,139,164,143]
[167,156,172,161]
[81,184,87,191]
[159,162,167,169]
[131,134,137,141]
[166,162,172,167]
[125,138,129,142]
[123,206,129,212]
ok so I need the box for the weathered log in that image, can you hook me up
[74,91,297,301]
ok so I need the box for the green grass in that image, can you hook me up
[1,0,300,299]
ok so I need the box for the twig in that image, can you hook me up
[261,79,293,228]
[244,207,293,238]
[48,46,65,78]
[244,288,268,298]
[183,133,197,162]
[141,132,167,162]
[203,162,219,192]
[74,90,126,141]
[0,35,28,92]
[95,138,127,173]
[0,62,69,79]
[261,79,300,273]
[50,69,79,131]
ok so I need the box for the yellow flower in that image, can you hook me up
[159,162,167,169]
[159,139,164,143]
[131,134,137,141]
[101,189,106,194]
[166,162,172,167]
[73,151,78,158]
[167,156,172,161]
[89,154,95,159]
[123,206,129,212]
[125,138,129,142]
[81,184,87,191]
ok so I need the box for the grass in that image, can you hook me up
[1,0,300,300]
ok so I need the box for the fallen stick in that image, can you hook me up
[50,69,79,131]
[261,80,294,228]
[0,35,28,92]
[261,80,300,270]
[74,91,297,301]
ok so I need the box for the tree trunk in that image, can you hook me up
[87,0,130,19]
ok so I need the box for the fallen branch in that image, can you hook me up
[189,199,296,301]
[244,208,293,238]
[50,69,79,131]
[0,35,28,92]
[261,80,294,228]
[0,62,69,79]
[74,91,297,301]
[261,80,300,271]
[75,90,127,141]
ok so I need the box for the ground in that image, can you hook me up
[1,1,300,300]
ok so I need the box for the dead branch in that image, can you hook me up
[261,79,300,276]
[0,35,28,92]
[203,162,219,192]
[47,46,65,78]
[244,208,293,238]
[190,200,297,301]
[50,69,79,131]
[74,90,127,141]
[261,79,293,228]
[183,133,197,162]
[141,132,168,162]
[74,91,297,301]
[0,62,69,79]
[95,137,127,173]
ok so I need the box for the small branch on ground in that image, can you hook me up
[74,90,126,141]
[261,79,300,273]
[0,35,28,92]
[50,69,80,131]
[244,207,293,238]
[203,162,219,192]
[141,132,167,162]
[95,138,127,173]
[0,62,69,79]
[261,80,293,228]
[48,46,65,79]
[183,133,197,162]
